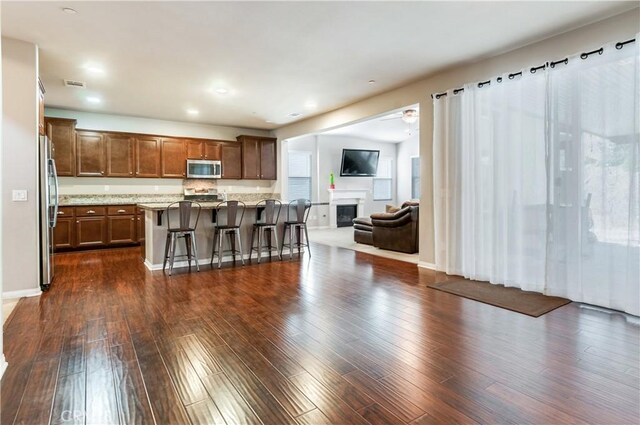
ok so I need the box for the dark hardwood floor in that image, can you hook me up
[2,244,639,425]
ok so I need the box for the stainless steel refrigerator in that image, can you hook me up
[40,135,59,290]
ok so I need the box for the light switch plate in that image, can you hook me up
[12,189,28,201]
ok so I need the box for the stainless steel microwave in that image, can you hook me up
[186,159,222,179]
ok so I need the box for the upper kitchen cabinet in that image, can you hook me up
[237,135,277,180]
[260,138,277,180]
[76,131,105,176]
[105,133,135,177]
[45,117,76,176]
[161,138,186,177]
[220,142,242,179]
[135,136,162,177]
[186,139,222,160]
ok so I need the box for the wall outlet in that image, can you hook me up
[104,185,110,191]
[12,189,27,201]
[154,186,159,192]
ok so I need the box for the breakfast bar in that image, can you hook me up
[137,201,294,270]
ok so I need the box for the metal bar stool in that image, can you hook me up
[210,200,246,269]
[249,199,282,263]
[280,199,312,260]
[163,201,201,275]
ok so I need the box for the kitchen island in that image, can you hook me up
[138,201,296,270]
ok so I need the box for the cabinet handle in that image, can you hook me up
[57,211,64,215]
[76,221,80,224]
[117,209,126,213]
[129,172,133,175]
[87,210,95,214]
[131,218,134,221]
[101,171,104,175]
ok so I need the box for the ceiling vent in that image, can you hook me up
[63,79,86,89]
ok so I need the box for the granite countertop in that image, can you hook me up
[138,201,265,210]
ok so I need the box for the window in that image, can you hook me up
[411,156,420,199]
[288,151,312,201]
[373,157,393,201]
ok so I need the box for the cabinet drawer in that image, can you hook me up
[107,205,136,216]
[56,206,75,218]
[75,206,106,217]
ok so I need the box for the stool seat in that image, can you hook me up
[211,200,246,269]
[250,199,282,263]
[281,199,312,260]
[163,201,201,275]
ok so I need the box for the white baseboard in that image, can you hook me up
[307,225,331,230]
[144,248,301,271]
[2,287,41,300]
[417,261,436,270]
[0,355,7,380]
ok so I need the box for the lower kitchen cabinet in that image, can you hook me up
[75,217,108,248]
[53,217,75,250]
[54,204,142,251]
[108,215,137,244]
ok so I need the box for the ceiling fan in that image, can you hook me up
[380,109,419,124]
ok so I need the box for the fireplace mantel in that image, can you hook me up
[327,189,369,228]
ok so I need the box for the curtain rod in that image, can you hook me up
[431,37,636,100]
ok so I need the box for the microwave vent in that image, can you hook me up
[63,79,86,89]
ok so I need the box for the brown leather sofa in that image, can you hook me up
[353,201,419,254]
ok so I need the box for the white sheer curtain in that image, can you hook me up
[433,34,639,315]
[545,40,639,314]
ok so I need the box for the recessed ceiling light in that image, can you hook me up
[62,7,77,14]
[304,102,317,110]
[186,108,199,115]
[368,80,376,84]
[86,96,101,104]
[215,88,228,95]
[288,113,302,118]
[83,64,104,75]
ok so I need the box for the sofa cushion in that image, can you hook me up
[353,217,372,226]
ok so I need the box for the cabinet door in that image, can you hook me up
[53,218,75,250]
[76,131,105,176]
[46,118,76,176]
[186,140,204,159]
[241,137,260,179]
[260,139,277,180]
[136,210,145,243]
[221,143,242,179]
[135,136,161,177]
[204,142,222,160]
[75,217,107,247]
[108,216,136,244]
[161,138,186,178]
[106,134,135,177]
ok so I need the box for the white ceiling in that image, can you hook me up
[2,2,637,130]
[323,105,419,143]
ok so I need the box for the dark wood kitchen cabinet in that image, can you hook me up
[240,136,260,179]
[76,131,105,177]
[53,207,75,250]
[237,135,277,180]
[221,142,242,179]
[136,208,145,243]
[161,138,186,178]
[105,133,135,177]
[260,138,277,180]
[75,217,108,247]
[108,215,136,244]
[135,136,162,177]
[46,118,77,176]
[187,140,222,160]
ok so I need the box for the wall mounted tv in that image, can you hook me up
[340,149,380,177]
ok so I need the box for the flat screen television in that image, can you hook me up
[340,149,380,177]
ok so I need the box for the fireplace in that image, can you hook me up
[336,204,357,227]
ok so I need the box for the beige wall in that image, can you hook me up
[274,9,640,266]
[1,37,40,296]
[45,108,282,196]
[0,2,7,377]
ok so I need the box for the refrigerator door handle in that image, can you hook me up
[50,159,59,228]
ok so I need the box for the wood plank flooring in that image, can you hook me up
[2,245,639,424]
